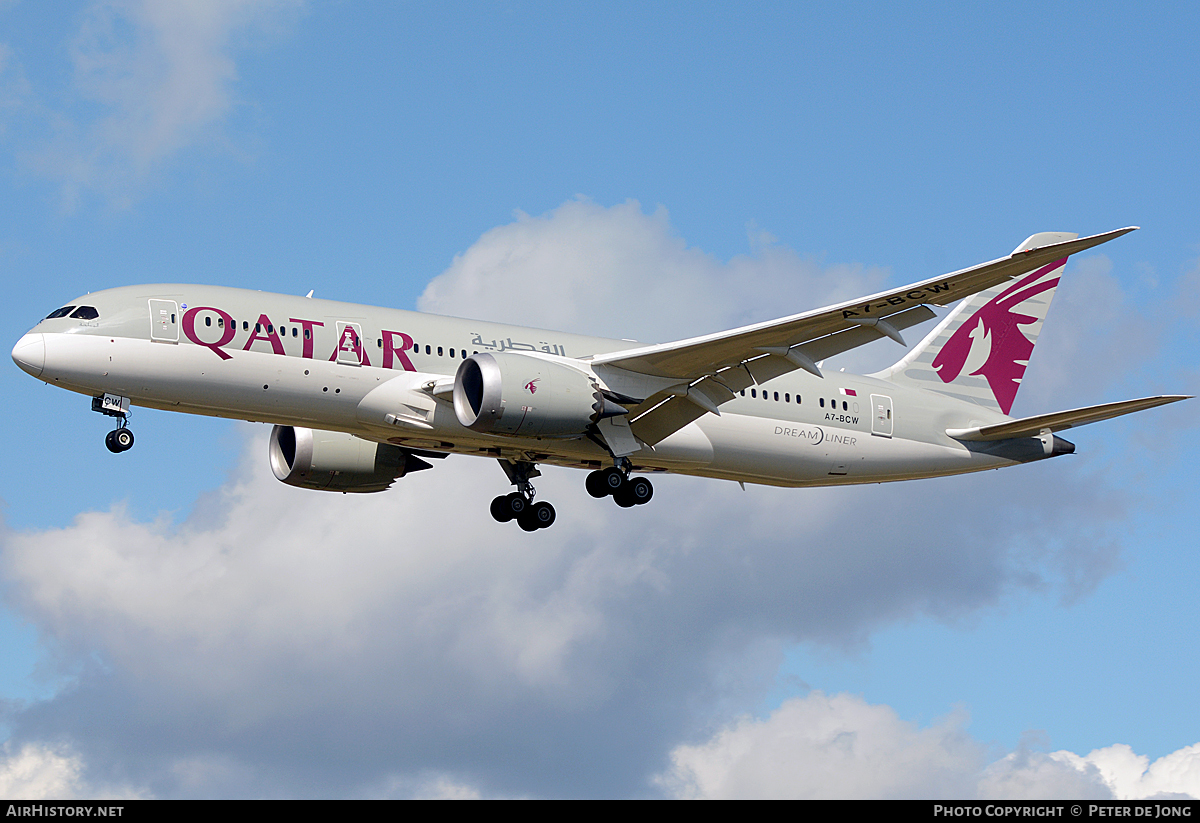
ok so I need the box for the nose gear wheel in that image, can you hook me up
[105,426,135,453]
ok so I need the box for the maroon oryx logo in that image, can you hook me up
[524,378,540,394]
[931,259,1063,414]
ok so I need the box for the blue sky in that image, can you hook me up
[1,1,1197,798]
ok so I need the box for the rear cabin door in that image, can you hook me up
[149,299,179,343]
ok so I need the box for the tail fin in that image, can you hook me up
[878,232,1077,414]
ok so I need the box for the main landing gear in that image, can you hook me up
[491,460,556,531]
[489,459,655,531]
[585,462,654,508]
[92,393,135,454]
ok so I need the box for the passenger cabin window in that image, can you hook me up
[70,306,99,320]
[46,306,76,319]
[819,398,825,407]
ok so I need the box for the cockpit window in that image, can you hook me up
[70,306,99,320]
[45,306,76,319]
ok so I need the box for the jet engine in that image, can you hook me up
[268,425,431,492]
[453,352,626,437]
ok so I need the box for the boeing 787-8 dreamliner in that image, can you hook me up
[12,227,1187,531]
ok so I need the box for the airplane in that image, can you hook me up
[11,227,1189,532]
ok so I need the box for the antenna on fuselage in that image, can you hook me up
[305,290,314,298]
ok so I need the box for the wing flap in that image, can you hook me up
[632,396,707,446]
[946,395,1190,441]
[631,371,750,446]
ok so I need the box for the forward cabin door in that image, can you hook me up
[871,394,893,437]
[335,322,365,366]
[149,299,179,343]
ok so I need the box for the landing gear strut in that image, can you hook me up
[491,459,556,531]
[92,394,134,454]
[586,460,653,508]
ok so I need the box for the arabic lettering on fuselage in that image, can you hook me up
[469,333,566,356]
[177,306,567,370]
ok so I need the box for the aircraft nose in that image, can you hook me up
[11,333,45,378]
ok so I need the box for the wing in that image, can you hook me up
[588,227,1137,445]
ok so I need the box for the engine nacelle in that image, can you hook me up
[453,352,620,437]
[269,426,426,492]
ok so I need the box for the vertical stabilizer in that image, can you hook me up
[877,232,1077,414]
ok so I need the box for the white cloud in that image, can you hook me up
[0,741,147,799]
[0,199,1176,796]
[658,692,1198,800]
[0,742,84,799]
[367,772,487,800]
[418,197,891,344]
[23,0,300,208]
[658,692,991,799]
[1055,743,1200,800]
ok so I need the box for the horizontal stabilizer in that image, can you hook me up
[946,395,1190,441]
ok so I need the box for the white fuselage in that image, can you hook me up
[12,284,1049,489]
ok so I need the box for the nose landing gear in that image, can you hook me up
[92,393,134,453]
